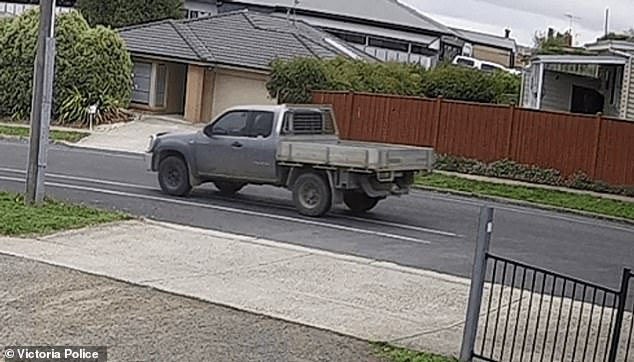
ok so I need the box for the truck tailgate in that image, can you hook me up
[277,141,435,171]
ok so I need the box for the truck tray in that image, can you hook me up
[277,140,435,171]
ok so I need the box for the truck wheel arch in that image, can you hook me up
[285,167,341,205]
[156,150,201,186]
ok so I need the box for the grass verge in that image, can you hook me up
[417,173,634,221]
[0,192,129,236]
[372,342,457,362]
[0,124,89,143]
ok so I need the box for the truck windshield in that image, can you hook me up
[282,110,336,135]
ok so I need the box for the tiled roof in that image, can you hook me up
[119,10,373,70]
[224,0,458,36]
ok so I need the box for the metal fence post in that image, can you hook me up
[460,206,495,362]
[607,268,631,362]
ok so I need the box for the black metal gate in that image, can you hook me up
[460,207,633,362]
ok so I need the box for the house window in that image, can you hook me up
[131,62,152,105]
[326,30,366,45]
[411,44,432,55]
[368,37,409,52]
[154,64,167,107]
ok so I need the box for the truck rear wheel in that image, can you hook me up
[343,192,380,214]
[215,181,246,196]
[292,173,332,217]
[158,155,192,196]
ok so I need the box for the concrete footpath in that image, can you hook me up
[0,220,471,358]
[0,221,631,360]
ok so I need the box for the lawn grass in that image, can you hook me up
[372,342,457,362]
[417,173,634,221]
[0,124,89,143]
[0,192,129,236]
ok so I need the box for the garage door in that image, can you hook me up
[212,72,276,119]
[132,62,152,104]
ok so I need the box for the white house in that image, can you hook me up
[520,39,634,120]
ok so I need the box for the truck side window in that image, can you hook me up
[248,111,274,138]
[210,111,249,137]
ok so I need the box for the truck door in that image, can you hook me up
[196,110,250,178]
[240,110,278,182]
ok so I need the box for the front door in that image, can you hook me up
[195,110,250,178]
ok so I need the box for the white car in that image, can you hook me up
[452,55,521,75]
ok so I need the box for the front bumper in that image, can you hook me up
[145,153,154,172]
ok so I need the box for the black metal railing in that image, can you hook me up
[472,253,632,362]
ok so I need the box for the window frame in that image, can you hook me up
[205,110,250,138]
[246,111,275,139]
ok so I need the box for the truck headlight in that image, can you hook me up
[146,135,156,152]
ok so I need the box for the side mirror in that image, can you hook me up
[204,126,226,137]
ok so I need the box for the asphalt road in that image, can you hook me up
[0,139,632,292]
[0,254,384,362]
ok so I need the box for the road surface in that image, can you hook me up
[0,139,632,291]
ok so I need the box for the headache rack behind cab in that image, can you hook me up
[282,109,336,135]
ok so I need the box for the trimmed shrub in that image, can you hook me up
[76,0,184,28]
[267,57,520,104]
[434,155,634,196]
[268,57,425,104]
[0,10,133,126]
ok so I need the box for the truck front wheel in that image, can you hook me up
[292,173,332,217]
[158,155,192,196]
[343,192,380,214]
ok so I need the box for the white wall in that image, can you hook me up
[211,69,277,120]
[0,1,72,16]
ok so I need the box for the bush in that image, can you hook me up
[267,57,520,104]
[0,10,133,126]
[76,0,184,28]
[268,57,425,104]
[434,155,634,196]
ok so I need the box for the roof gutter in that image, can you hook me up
[609,48,633,59]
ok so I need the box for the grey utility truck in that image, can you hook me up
[146,105,435,217]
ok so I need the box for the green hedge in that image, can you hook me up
[0,10,132,126]
[76,0,184,28]
[267,57,520,104]
[434,155,634,196]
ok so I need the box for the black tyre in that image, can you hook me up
[158,155,192,196]
[215,181,246,196]
[343,192,380,214]
[292,172,332,217]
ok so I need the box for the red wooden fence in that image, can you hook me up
[313,91,634,186]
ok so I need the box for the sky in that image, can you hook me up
[404,0,634,47]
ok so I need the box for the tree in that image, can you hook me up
[598,28,634,42]
[76,0,184,28]
[0,10,132,125]
[533,28,572,52]
[267,58,520,105]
